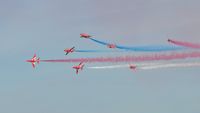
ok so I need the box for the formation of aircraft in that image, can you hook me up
[26,54,40,68]
[64,47,75,55]
[26,33,137,74]
[72,62,84,74]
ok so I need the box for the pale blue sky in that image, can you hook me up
[1,0,200,113]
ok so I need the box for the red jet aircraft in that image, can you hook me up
[64,47,75,55]
[107,44,116,48]
[72,62,84,74]
[80,33,91,38]
[26,54,40,68]
[167,39,172,42]
[129,64,136,71]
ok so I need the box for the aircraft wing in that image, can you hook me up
[71,47,75,50]
[32,62,36,68]
[76,69,79,74]
[69,47,75,51]
[79,62,83,65]
[32,54,37,60]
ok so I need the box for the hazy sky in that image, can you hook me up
[1,0,200,113]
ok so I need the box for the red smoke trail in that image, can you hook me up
[41,51,200,63]
[168,39,200,48]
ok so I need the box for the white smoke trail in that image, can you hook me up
[140,62,200,70]
[88,64,129,69]
[87,63,160,69]
[87,62,200,70]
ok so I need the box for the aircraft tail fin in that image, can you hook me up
[32,62,36,68]
[81,64,84,70]
[37,58,40,64]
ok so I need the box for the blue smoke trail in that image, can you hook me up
[116,45,183,51]
[89,38,184,52]
[89,38,108,45]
